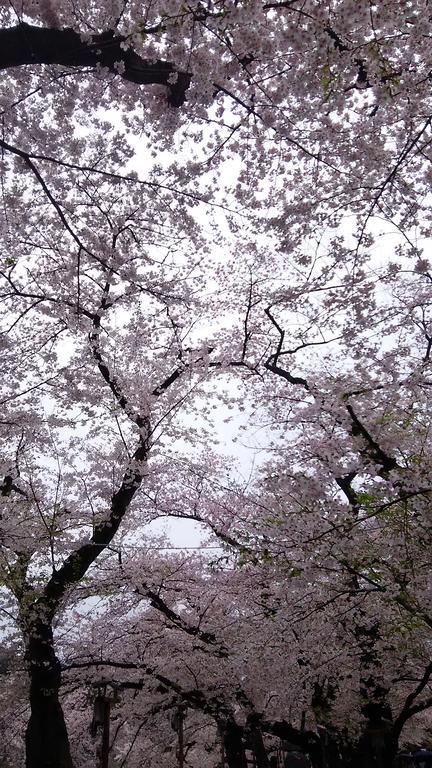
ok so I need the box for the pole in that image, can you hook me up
[100,698,111,768]
[178,705,184,768]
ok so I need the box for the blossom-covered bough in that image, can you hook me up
[0,22,192,106]
[1,2,432,768]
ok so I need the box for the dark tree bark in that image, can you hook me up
[345,622,398,768]
[0,23,191,106]
[346,726,397,768]
[245,714,271,768]
[23,613,73,768]
[219,719,248,768]
[262,720,323,768]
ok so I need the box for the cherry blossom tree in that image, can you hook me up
[2,2,432,768]
[0,207,225,768]
[0,72,225,764]
[222,264,432,766]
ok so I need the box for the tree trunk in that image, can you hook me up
[219,719,248,768]
[262,721,323,768]
[24,615,73,768]
[246,715,270,768]
[316,725,346,768]
[346,724,398,768]
[346,621,398,768]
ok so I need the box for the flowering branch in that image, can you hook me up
[0,23,191,106]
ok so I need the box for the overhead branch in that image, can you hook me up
[264,307,309,388]
[393,660,432,740]
[89,284,150,435]
[335,472,359,508]
[345,403,398,476]
[0,23,191,106]
[263,309,399,476]
[164,508,254,555]
[42,435,150,614]
[135,584,229,657]
[151,347,257,396]
[0,474,27,497]
[64,657,238,722]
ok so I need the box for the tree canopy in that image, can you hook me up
[0,2,432,768]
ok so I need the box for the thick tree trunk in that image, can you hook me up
[219,719,248,768]
[346,724,398,768]
[262,721,323,768]
[316,725,346,768]
[346,622,398,768]
[24,616,73,768]
[246,715,271,768]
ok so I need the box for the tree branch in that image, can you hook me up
[264,307,309,388]
[0,23,191,106]
[393,660,432,740]
[134,584,229,657]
